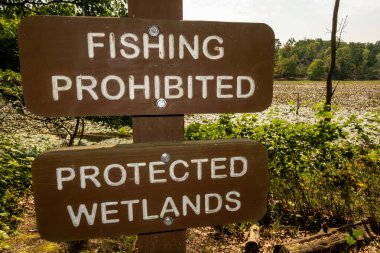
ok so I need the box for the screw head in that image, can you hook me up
[148,25,160,37]
[156,98,167,108]
[161,153,170,163]
[163,216,173,226]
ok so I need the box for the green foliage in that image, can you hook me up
[307,59,326,80]
[185,114,236,140]
[185,108,380,225]
[0,69,22,102]
[0,0,128,18]
[275,39,380,80]
[346,234,356,246]
[352,228,362,239]
[0,17,20,71]
[336,46,355,80]
[0,230,10,250]
[275,56,299,79]
[0,136,36,234]
[118,126,132,137]
[346,228,363,246]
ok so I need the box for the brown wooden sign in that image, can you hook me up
[19,16,274,116]
[32,139,268,242]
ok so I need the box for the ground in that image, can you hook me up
[1,80,379,252]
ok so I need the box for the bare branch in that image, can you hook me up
[337,16,348,49]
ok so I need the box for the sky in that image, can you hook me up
[183,0,380,44]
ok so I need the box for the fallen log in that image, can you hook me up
[244,224,261,253]
[273,219,379,253]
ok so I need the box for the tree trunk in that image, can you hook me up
[325,0,340,110]
[273,219,379,253]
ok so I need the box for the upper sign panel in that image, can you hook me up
[19,16,274,116]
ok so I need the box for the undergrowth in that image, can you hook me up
[0,135,36,242]
[185,104,380,228]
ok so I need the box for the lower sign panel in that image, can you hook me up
[32,139,268,242]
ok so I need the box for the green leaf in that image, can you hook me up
[0,230,9,240]
[346,235,356,246]
[352,228,362,239]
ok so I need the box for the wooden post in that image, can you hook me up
[129,0,186,252]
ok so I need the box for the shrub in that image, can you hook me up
[0,17,20,72]
[0,136,36,233]
[0,69,22,102]
[185,108,380,226]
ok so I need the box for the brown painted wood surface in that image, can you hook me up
[132,115,184,143]
[31,140,268,242]
[18,16,274,117]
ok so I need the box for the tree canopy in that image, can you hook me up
[275,38,380,80]
[0,0,128,18]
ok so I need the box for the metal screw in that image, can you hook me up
[161,153,170,163]
[148,25,160,37]
[163,216,173,226]
[156,98,167,108]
